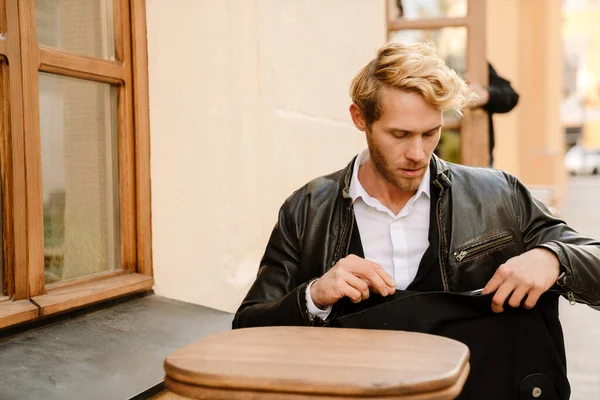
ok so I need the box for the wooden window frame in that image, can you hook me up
[0,0,152,328]
[386,0,489,166]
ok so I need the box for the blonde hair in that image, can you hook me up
[350,41,474,126]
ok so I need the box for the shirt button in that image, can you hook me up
[532,387,542,398]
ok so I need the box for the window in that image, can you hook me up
[387,0,489,166]
[0,0,152,329]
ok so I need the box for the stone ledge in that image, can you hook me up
[0,294,232,400]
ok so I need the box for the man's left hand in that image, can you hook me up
[482,248,561,313]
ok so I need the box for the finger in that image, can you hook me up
[507,285,529,309]
[340,283,363,303]
[491,281,516,313]
[343,272,370,301]
[341,256,395,294]
[356,258,395,288]
[362,259,396,289]
[349,263,392,296]
[523,287,543,309]
[483,266,507,295]
[343,255,395,288]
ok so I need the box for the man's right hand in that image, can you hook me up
[310,254,396,308]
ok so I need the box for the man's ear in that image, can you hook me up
[349,103,367,132]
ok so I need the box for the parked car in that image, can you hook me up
[564,145,600,175]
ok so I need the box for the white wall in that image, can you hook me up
[147,0,386,312]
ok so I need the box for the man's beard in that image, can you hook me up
[366,131,427,192]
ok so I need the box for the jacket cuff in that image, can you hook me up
[536,242,570,291]
[297,280,328,326]
[537,242,568,269]
[537,241,568,270]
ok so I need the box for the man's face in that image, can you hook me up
[352,87,443,192]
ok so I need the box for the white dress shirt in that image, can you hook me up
[306,149,431,319]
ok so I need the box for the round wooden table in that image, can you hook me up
[163,326,470,400]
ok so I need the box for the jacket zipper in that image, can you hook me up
[436,185,449,291]
[559,274,577,305]
[556,273,595,306]
[567,291,577,305]
[333,203,354,265]
[344,206,355,258]
[453,233,514,262]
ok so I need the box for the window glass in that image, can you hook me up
[36,0,115,60]
[39,72,119,284]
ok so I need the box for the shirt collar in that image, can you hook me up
[348,149,431,205]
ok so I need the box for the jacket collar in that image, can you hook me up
[432,154,452,191]
[341,152,451,199]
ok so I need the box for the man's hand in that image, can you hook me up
[310,254,396,308]
[483,248,561,313]
[465,73,490,108]
[468,82,490,108]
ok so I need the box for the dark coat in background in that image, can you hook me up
[485,63,520,165]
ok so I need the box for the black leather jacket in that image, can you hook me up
[233,155,600,328]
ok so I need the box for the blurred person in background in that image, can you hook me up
[468,63,519,166]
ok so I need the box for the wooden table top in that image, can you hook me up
[164,326,470,399]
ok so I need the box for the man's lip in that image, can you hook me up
[399,167,425,177]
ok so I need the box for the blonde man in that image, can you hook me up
[234,42,600,398]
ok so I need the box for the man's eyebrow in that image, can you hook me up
[386,128,413,134]
[386,125,442,134]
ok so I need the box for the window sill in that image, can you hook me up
[0,300,38,329]
[32,273,153,316]
[0,295,233,399]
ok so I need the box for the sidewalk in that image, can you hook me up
[556,175,600,399]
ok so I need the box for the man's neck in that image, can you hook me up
[358,158,418,215]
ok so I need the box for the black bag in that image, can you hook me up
[329,291,569,400]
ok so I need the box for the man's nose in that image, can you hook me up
[405,138,425,162]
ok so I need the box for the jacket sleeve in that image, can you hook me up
[513,176,600,308]
[483,64,519,114]
[232,195,319,329]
